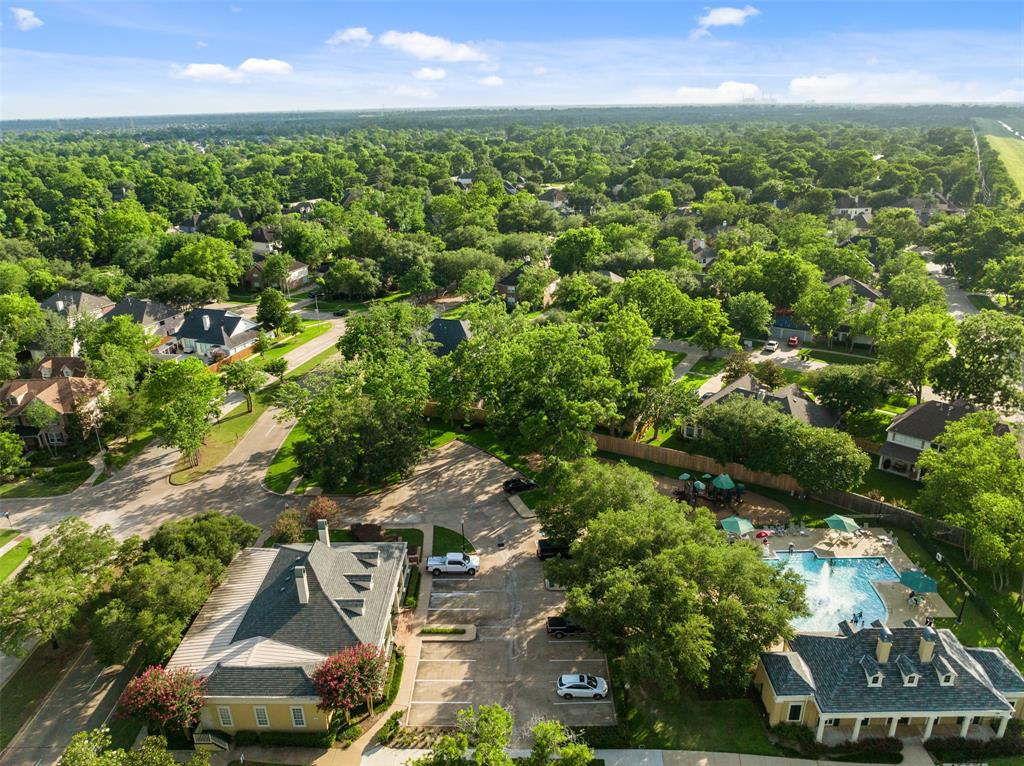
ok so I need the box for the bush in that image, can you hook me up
[771,724,902,761]
[420,626,466,635]
[377,711,403,744]
[305,496,342,528]
[384,650,405,707]
[575,724,632,748]
[251,729,336,747]
[925,720,1024,761]
[50,460,92,476]
[337,723,363,747]
[269,509,304,544]
[233,731,258,746]
[404,567,421,608]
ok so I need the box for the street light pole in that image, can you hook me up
[313,293,320,322]
[956,591,969,624]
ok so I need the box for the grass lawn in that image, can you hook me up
[169,392,271,485]
[657,350,687,368]
[689,357,726,377]
[106,716,142,750]
[287,346,338,378]
[798,348,875,365]
[855,467,920,506]
[307,297,366,314]
[264,421,307,493]
[0,628,87,748]
[226,288,258,303]
[0,461,94,498]
[425,420,534,476]
[981,132,1024,197]
[431,525,475,556]
[105,428,154,471]
[0,529,18,548]
[967,293,1002,312]
[0,538,32,581]
[843,410,893,444]
[374,290,411,304]
[257,321,330,363]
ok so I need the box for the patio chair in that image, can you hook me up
[798,525,810,536]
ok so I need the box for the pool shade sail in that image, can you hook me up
[721,516,755,535]
[712,473,735,490]
[900,570,938,593]
[825,514,860,533]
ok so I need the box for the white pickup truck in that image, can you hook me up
[427,552,480,576]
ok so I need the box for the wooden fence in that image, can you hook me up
[207,345,256,373]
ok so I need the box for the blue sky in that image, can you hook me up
[2,1,1021,119]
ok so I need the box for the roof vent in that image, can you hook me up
[336,598,364,616]
[202,314,211,331]
[345,573,373,591]
[355,550,380,567]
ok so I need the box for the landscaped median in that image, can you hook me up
[0,459,95,499]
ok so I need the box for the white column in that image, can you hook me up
[815,715,827,743]
[888,717,899,737]
[923,716,936,741]
[997,716,1010,739]
[851,717,862,743]
[959,716,971,738]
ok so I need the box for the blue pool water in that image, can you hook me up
[769,551,900,632]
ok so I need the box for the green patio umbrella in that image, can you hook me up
[900,570,938,593]
[702,473,713,480]
[693,480,706,492]
[721,516,755,535]
[824,514,860,533]
[712,473,736,491]
[678,473,691,481]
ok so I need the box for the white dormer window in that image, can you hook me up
[869,674,882,687]
[941,673,954,686]
[904,674,919,687]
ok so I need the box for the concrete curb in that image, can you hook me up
[419,625,476,642]
[507,495,535,519]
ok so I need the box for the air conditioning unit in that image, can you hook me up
[936,552,943,563]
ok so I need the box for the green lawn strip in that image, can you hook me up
[854,467,920,506]
[657,350,687,368]
[105,428,155,471]
[307,297,366,314]
[688,357,726,377]
[373,290,411,305]
[0,462,94,498]
[441,303,470,319]
[424,419,535,476]
[0,529,18,548]
[980,133,1024,197]
[967,293,1001,312]
[0,627,87,749]
[0,538,32,581]
[404,567,422,608]
[226,289,258,303]
[431,525,475,556]
[264,421,308,493]
[798,349,875,365]
[169,392,271,485]
[892,530,1024,669]
[257,321,330,363]
[106,716,143,750]
[843,410,893,444]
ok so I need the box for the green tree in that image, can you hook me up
[688,298,740,359]
[807,364,889,418]
[932,311,1024,410]
[614,270,691,337]
[259,252,294,292]
[35,310,75,358]
[526,720,593,766]
[794,283,851,347]
[876,308,954,403]
[790,427,870,493]
[726,291,773,339]
[115,665,206,737]
[256,287,290,329]
[457,704,515,766]
[516,264,558,309]
[141,358,224,467]
[60,729,210,766]
[887,272,946,311]
[398,257,438,296]
[163,236,242,286]
[324,257,381,299]
[550,227,604,274]
[756,250,821,308]
[140,273,226,309]
[261,357,288,383]
[870,208,923,251]
[459,268,496,301]
[221,359,268,413]
[0,422,28,481]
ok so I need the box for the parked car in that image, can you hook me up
[426,551,480,576]
[787,335,800,347]
[503,477,537,494]
[546,616,585,639]
[763,340,779,353]
[333,308,349,317]
[556,674,608,700]
[699,391,714,401]
[537,539,571,560]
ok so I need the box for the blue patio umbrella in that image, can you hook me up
[712,473,736,491]
[900,570,938,593]
[678,473,691,481]
[693,480,706,492]
[721,516,755,535]
[702,473,713,480]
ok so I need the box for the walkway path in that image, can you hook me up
[926,261,979,320]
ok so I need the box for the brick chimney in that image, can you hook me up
[294,565,309,604]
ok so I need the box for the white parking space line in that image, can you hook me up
[431,578,478,582]
[410,700,473,705]
[547,658,605,662]
[418,658,477,662]
[547,639,588,644]
[430,591,480,597]
[415,679,475,683]
[427,607,479,611]
[552,700,615,705]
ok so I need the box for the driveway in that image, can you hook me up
[926,261,978,320]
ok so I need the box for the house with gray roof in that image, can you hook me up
[166,526,407,737]
[173,308,263,361]
[39,290,115,327]
[878,400,1009,480]
[682,374,839,440]
[756,621,1024,743]
[428,317,472,357]
[106,297,185,336]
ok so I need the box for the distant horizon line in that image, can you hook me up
[4,101,1023,125]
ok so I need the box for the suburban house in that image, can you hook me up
[831,195,873,220]
[593,270,624,284]
[495,264,559,309]
[283,199,324,219]
[756,621,1024,744]
[428,317,473,357]
[242,256,310,292]
[897,195,965,226]
[839,235,880,255]
[165,529,407,740]
[251,226,282,256]
[537,188,569,211]
[40,290,115,327]
[173,309,263,361]
[687,237,718,269]
[29,357,88,379]
[174,209,247,234]
[105,297,186,337]
[1,376,107,449]
[878,400,1009,481]
[828,275,882,346]
[770,310,814,344]
[682,373,839,440]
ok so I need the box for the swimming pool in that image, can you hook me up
[769,551,900,632]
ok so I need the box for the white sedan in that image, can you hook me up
[763,340,779,353]
[556,674,608,700]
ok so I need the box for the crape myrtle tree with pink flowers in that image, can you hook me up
[312,643,388,724]
[115,665,206,737]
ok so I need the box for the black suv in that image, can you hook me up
[537,538,570,560]
[546,616,585,639]
[333,308,349,317]
[502,477,537,494]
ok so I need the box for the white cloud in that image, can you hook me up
[413,67,446,81]
[379,30,486,62]
[478,75,504,87]
[531,66,549,76]
[237,57,292,76]
[196,41,208,48]
[326,27,373,46]
[674,80,761,102]
[171,58,293,83]
[393,84,436,99]
[691,5,759,40]
[788,71,1001,102]
[10,7,43,31]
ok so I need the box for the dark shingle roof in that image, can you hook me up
[761,653,815,696]
[106,297,181,325]
[827,275,882,301]
[205,666,316,697]
[428,318,473,356]
[878,440,922,463]
[498,265,526,288]
[780,626,1020,714]
[967,648,1024,694]
[702,374,839,429]
[175,309,260,348]
[40,290,114,316]
[887,400,1008,443]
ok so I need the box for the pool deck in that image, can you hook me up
[767,526,955,626]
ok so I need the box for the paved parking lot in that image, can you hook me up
[409,530,616,733]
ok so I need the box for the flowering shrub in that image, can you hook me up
[312,644,387,722]
[305,497,343,529]
[115,665,206,735]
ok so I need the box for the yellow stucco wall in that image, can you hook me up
[202,701,330,733]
